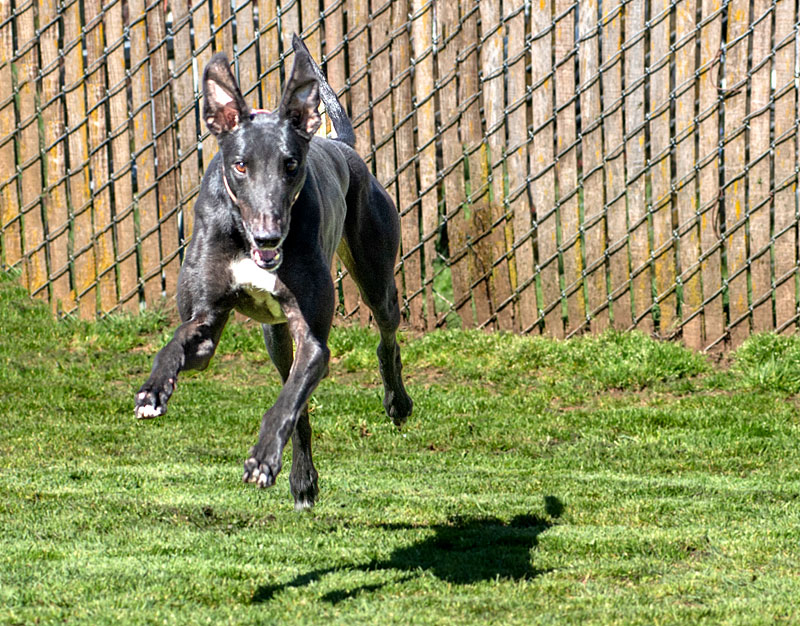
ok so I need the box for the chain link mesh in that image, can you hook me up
[0,0,798,350]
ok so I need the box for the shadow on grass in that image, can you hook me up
[253,496,564,604]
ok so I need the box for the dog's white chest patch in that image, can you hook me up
[230,256,278,293]
[229,257,286,323]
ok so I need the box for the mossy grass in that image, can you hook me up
[2,271,798,624]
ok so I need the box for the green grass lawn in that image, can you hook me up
[1,270,799,624]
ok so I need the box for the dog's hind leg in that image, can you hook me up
[340,178,413,427]
[262,322,319,510]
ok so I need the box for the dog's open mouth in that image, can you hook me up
[252,246,282,271]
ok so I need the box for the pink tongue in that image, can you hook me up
[252,248,278,269]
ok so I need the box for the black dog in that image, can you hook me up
[135,35,412,509]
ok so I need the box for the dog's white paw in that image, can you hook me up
[247,467,268,488]
[243,457,278,489]
[294,498,314,512]
[135,394,165,419]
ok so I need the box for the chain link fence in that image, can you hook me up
[1,0,798,350]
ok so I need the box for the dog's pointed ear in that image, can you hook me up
[279,40,321,140]
[203,53,250,135]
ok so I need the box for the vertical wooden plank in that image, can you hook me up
[507,0,537,332]
[370,0,396,198]
[171,0,200,268]
[436,0,472,327]
[531,0,562,337]
[649,0,677,334]
[747,0,772,332]
[279,0,300,51]
[323,0,346,130]
[698,0,724,348]
[394,0,424,327]
[371,0,396,201]
[16,0,46,298]
[479,0,514,329]
[172,2,196,241]
[235,0,259,103]
[258,0,281,108]
[601,0,630,329]
[342,0,370,324]
[130,0,160,306]
[461,1,493,327]
[106,0,137,311]
[212,0,234,56]
[773,0,798,332]
[39,0,73,313]
[675,0,702,349]
[64,0,95,317]
[555,0,584,335]
[300,0,323,54]
[579,0,608,330]
[85,0,116,313]
[0,0,21,270]
[624,0,652,333]
[723,0,750,347]
[346,0,368,155]
[412,0,437,329]
[148,2,181,300]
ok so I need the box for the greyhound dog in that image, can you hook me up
[134,35,412,509]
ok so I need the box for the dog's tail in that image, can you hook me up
[292,34,356,149]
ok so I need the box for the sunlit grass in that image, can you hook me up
[2,271,799,624]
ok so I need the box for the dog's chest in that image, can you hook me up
[229,257,287,324]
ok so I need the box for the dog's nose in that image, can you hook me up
[253,231,282,250]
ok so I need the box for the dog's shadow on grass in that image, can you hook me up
[252,495,564,605]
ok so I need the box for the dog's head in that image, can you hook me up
[202,45,321,271]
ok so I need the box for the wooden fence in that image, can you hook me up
[1,0,798,350]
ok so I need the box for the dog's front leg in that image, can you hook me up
[135,312,228,419]
[243,316,329,489]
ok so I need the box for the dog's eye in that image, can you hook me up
[233,161,247,174]
[285,159,299,174]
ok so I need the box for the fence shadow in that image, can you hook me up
[252,496,564,605]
